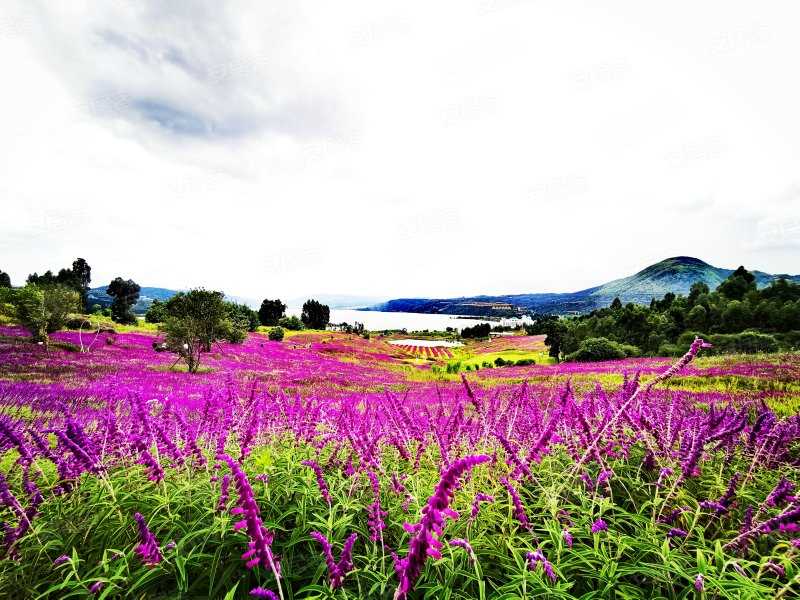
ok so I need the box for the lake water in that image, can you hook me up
[388,339,463,347]
[284,308,513,332]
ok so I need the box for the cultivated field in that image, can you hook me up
[0,325,798,598]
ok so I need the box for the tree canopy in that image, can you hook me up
[258,299,286,326]
[301,299,330,330]
[159,289,250,372]
[12,284,80,345]
[26,258,92,310]
[106,278,141,324]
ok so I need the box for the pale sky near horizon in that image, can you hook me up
[1,1,798,301]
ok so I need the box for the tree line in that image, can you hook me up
[0,258,332,371]
[527,266,800,361]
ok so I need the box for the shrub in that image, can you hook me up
[445,361,462,374]
[775,330,800,350]
[617,343,641,358]
[268,326,285,341]
[708,331,779,354]
[226,302,260,332]
[565,337,629,362]
[13,284,81,345]
[65,316,92,330]
[278,316,305,331]
[494,357,507,366]
[657,343,683,357]
[461,323,490,339]
[514,358,536,366]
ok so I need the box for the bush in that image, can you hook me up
[775,330,800,350]
[708,331,779,354]
[494,357,507,366]
[617,343,641,358]
[565,337,630,362]
[461,323,490,339]
[657,343,683,357]
[65,316,92,330]
[514,358,536,366]
[278,316,305,331]
[13,284,81,344]
[676,331,708,347]
[226,302,260,332]
[445,361,462,374]
[268,326,285,341]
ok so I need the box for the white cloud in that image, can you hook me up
[1,0,798,299]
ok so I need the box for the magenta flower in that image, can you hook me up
[301,460,332,506]
[89,581,104,595]
[591,519,607,534]
[217,474,231,512]
[449,538,476,562]
[526,549,556,582]
[667,528,687,538]
[765,477,796,508]
[395,455,490,600]
[310,531,357,589]
[133,512,162,567]
[53,554,70,566]
[694,574,704,591]
[501,477,530,530]
[217,454,278,574]
[470,493,494,521]
[562,529,573,548]
[249,588,279,599]
[366,471,387,542]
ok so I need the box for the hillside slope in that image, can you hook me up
[369,257,800,316]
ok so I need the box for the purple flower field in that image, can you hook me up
[0,326,798,598]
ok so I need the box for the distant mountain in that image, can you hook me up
[367,257,800,316]
[87,286,178,314]
[287,294,390,309]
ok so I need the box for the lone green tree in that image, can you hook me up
[301,299,330,330]
[13,285,80,346]
[543,319,568,362]
[0,270,10,288]
[258,298,286,326]
[161,289,243,372]
[70,258,92,311]
[106,278,141,324]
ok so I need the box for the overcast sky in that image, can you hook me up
[1,1,798,301]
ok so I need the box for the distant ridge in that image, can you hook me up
[87,286,179,314]
[367,257,800,316]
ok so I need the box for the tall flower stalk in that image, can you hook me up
[394,454,490,600]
